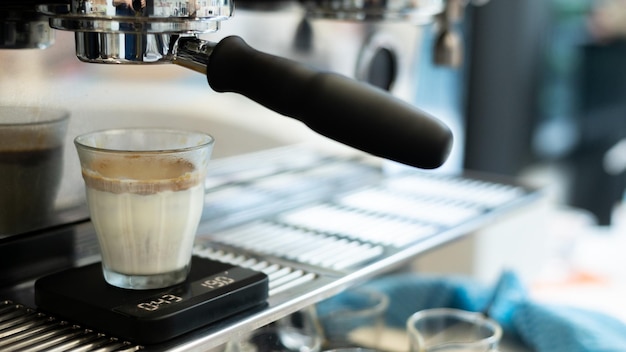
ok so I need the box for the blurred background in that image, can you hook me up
[419,0,626,324]
[465,0,626,227]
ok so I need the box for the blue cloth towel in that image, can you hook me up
[361,271,626,352]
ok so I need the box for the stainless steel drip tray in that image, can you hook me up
[164,146,539,351]
[0,146,542,351]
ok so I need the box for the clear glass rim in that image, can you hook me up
[0,106,70,127]
[406,308,502,349]
[320,288,390,318]
[74,128,214,154]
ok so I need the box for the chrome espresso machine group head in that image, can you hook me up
[2,1,472,65]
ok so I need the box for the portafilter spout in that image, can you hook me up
[172,36,452,169]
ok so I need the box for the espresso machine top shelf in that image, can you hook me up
[0,145,541,351]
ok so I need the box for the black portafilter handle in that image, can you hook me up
[206,36,453,169]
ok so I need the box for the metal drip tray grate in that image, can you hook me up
[0,301,141,352]
[278,203,438,248]
[206,220,386,270]
[194,246,318,296]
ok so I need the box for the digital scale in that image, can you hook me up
[34,256,269,345]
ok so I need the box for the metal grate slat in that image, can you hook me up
[0,301,141,352]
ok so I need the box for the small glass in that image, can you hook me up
[316,288,389,350]
[74,128,214,290]
[0,106,69,236]
[406,308,502,352]
[225,306,323,352]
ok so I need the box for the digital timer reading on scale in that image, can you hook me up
[137,294,183,312]
[201,275,236,289]
[136,275,237,312]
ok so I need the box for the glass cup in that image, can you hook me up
[74,128,214,290]
[406,308,502,352]
[316,288,389,350]
[225,306,323,352]
[0,106,69,236]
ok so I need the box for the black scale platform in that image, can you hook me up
[34,256,269,345]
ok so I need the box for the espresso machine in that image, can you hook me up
[0,1,541,350]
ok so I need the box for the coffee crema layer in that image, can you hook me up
[82,155,203,194]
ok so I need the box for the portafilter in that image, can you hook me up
[38,1,452,169]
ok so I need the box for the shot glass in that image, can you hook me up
[406,308,502,352]
[316,288,389,350]
[75,128,214,290]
